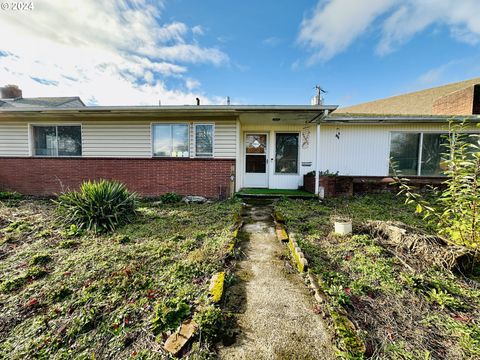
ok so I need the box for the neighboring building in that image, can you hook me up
[0,80,479,198]
[0,97,85,108]
[0,84,85,109]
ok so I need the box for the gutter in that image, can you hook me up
[324,115,480,124]
[0,104,338,115]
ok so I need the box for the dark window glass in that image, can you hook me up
[389,132,420,176]
[153,124,189,157]
[195,125,213,156]
[33,125,81,156]
[58,126,82,156]
[246,155,266,173]
[34,126,57,156]
[275,133,299,174]
[421,133,448,176]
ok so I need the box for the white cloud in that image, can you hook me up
[298,0,480,62]
[298,0,397,62]
[185,78,201,90]
[0,0,228,105]
[192,25,205,36]
[415,56,480,88]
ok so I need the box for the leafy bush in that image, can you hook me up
[393,122,480,266]
[160,192,182,204]
[55,180,138,233]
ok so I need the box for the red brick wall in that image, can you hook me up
[0,157,235,198]
[432,86,475,115]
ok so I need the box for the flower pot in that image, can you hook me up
[334,220,352,235]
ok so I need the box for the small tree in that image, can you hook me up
[393,121,480,264]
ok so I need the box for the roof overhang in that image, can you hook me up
[324,114,480,124]
[0,104,338,124]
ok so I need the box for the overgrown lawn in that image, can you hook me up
[0,197,241,359]
[276,193,480,359]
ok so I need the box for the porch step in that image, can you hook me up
[235,188,316,199]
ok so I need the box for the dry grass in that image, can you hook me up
[0,196,241,359]
[275,194,480,359]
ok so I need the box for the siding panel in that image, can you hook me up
[318,123,474,176]
[82,122,151,158]
[0,123,29,156]
[214,121,236,158]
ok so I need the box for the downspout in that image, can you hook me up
[312,109,329,198]
[314,122,321,197]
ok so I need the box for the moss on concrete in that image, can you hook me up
[209,272,225,303]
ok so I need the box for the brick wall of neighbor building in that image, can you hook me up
[0,158,235,198]
[432,86,475,115]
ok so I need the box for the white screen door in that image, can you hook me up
[244,133,268,188]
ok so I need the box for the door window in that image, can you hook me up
[245,134,267,173]
[275,133,299,174]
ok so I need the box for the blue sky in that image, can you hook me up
[1,0,480,106]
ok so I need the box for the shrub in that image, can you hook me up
[160,192,182,204]
[55,180,138,233]
[393,121,480,268]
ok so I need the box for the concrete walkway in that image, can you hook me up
[219,201,333,360]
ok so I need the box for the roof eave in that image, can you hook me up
[0,104,338,116]
[323,115,480,124]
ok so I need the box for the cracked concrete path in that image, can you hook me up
[218,201,334,360]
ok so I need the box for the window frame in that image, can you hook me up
[29,123,83,157]
[274,131,300,175]
[193,123,215,158]
[151,122,190,158]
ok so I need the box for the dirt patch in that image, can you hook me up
[219,202,333,359]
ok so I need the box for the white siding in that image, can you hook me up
[0,119,237,158]
[214,121,236,158]
[82,122,151,158]
[318,123,472,176]
[0,123,29,156]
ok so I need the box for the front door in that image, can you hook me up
[244,133,268,188]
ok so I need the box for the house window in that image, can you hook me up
[420,133,449,176]
[389,132,421,175]
[389,132,450,176]
[275,133,299,174]
[152,124,189,157]
[33,125,82,157]
[195,124,214,157]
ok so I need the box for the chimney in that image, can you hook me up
[196,97,200,106]
[1,84,22,99]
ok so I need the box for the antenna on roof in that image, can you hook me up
[312,85,327,105]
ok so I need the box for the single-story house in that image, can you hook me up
[1,78,480,198]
